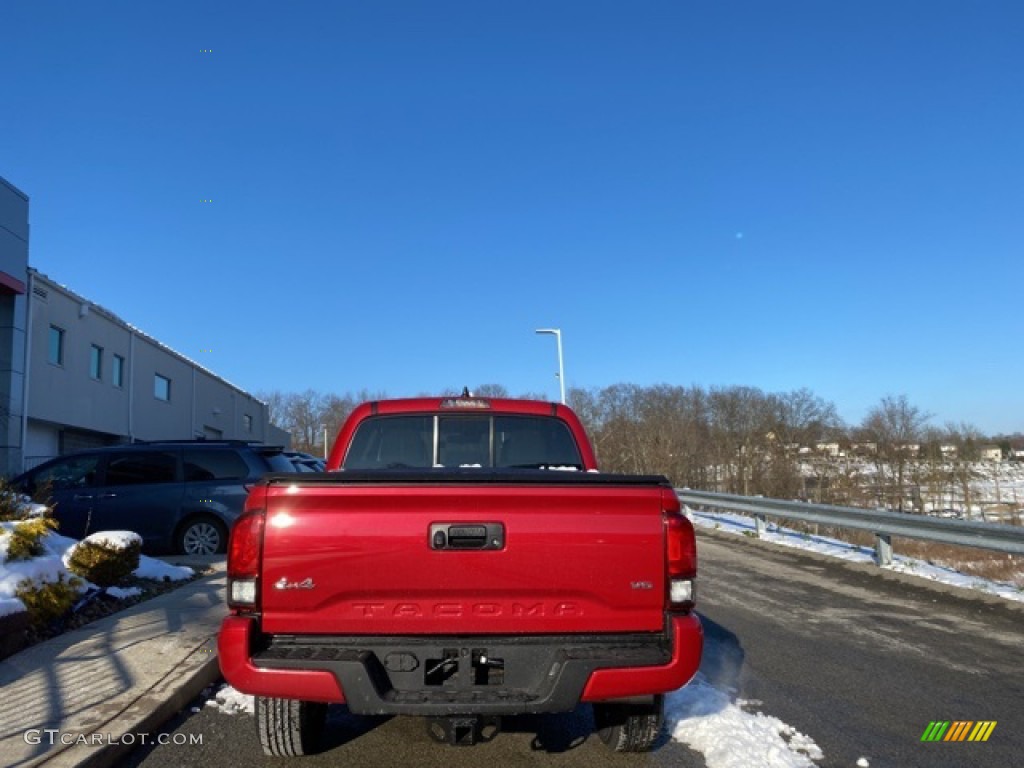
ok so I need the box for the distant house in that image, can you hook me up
[896,443,921,456]
[940,444,958,457]
[815,443,841,458]
[850,442,877,456]
[1012,449,1024,462]
[979,445,1003,462]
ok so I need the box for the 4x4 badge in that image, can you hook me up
[274,577,315,590]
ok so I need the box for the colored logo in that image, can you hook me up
[921,721,996,743]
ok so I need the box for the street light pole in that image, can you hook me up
[535,328,566,405]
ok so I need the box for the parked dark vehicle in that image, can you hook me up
[12,441,294,555]
[284,452,326,473]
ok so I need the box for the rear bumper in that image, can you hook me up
[218,613,702,715]
[581,613,703,701]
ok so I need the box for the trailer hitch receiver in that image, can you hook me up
[426,716,501,746]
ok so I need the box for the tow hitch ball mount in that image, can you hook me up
[426,716,501,746]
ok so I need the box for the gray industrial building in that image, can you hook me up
[0,176,288,475]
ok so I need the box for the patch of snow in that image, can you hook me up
[105,586,142,599]
[857,759,870,767]
[687,508,1024,603]
[1,524,191,618]
[205,684,255,715]
[0,596,27,618]
[668,674,823,767]
[3,532,89,598]
[82,530,143,549]
[134,557,193,581]
[18,502,50,518]
[0,492,50,519]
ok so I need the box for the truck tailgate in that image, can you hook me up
[258,476,669,635]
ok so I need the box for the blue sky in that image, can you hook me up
[3,1,1022,434]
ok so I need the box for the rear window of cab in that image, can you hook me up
[342,414,583,470]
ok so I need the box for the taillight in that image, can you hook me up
[665,511,697,612]
[227,486,266,610]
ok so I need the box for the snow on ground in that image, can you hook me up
[205,683,255,715]
[133,555,193,581]
[0,521,194,616]
[0,596,25,618]
[687,508,1024,603]
[105,586,143,599]
[799,458,1024,520]
[0,526,80,609]
[668,674,823,768]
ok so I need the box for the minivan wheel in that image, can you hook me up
[177,516,227,555]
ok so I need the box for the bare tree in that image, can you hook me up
[768,389,843,500]
[944,421,985,520]
[256,390,288,428]
[284,390,327,453]
[474,384,510,398]
[860,395,931,512]
[707,386,777,495]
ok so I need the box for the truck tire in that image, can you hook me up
[176,516,227,555]
[256,696,327,756]
[593,695,664,753]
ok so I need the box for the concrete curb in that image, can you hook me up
[66,648,222,768]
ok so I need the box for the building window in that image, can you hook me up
[90,344,103,380]
[48,326,65,366]
[243,414,253,433]
[113,354,125,388]
[154,374,171,402]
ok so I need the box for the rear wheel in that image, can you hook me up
[593,695,664,753]
[256,696,327,756]
[176,516,227,555]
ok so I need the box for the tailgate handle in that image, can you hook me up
[430,523,504,550]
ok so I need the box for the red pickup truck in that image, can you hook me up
[218,396,702,754]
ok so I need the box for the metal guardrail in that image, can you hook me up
[675,489,1024,566]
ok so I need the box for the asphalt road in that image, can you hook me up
[121,531,1023,767]
[117,696,705,768]
[694,531,1023,768]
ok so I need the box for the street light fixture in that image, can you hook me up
[535,328,566,405]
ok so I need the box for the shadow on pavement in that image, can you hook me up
[697,614,745,693]
[322,705,392,749]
